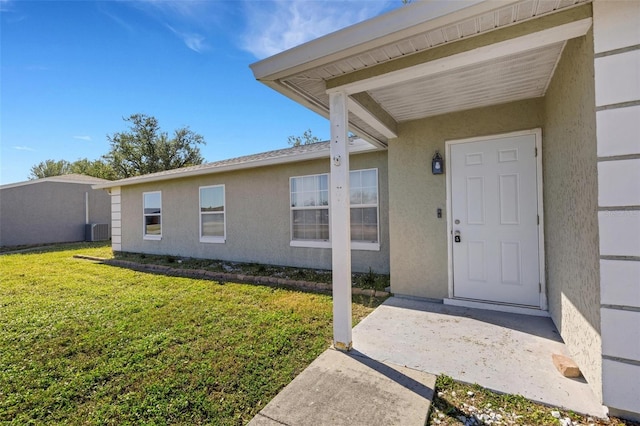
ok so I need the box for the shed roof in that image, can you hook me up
[1,174,111,190]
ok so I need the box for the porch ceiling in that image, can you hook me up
[251,0,593,147]
[367,41,566,122]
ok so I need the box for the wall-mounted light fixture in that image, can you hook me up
[432,151,444,175]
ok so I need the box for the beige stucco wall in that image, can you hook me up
[388,99,544,298]
[119,151,389,274]
[543,31,602,400]
[388,28,601,401]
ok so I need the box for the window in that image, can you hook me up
[290,174,329,246]
[349,169,379,248]
[143,191,161,239]
[200,185,225,243]
[289,169,379,250]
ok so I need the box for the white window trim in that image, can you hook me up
[289,169,381,251]
[349,168,380,251]
[199,184,226,244]
[351,241,381,251]
[290,173,330,247]
[290,240,331,249]
[143,191,162,241]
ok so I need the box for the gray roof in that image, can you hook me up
[1,174,111,190]
[94,138,377,189]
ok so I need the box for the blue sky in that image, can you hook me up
[0,0,397,184]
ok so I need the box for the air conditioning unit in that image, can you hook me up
[85,223,110,242]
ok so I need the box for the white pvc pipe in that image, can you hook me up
[85,192,89,225]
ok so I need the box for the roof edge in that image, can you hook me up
[250,0,516,81]
[93,139,381,190]
[1,174,111,190]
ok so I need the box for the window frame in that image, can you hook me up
[289,173,331,248]
[349,168,380,251]
[288,169,380,251]
[199,184,226,244]
[142,191,162,240]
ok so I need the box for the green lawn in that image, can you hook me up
[0,243,382,425]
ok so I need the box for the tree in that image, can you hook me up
[104,114,205,179]
[287,129,321,147]
[29,159,72,179]
[69,158,118,180]
[29,158,116,180]
[28,114,206,181]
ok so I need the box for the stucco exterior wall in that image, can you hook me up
[542,31,601,400]
[119,151,389,274]
[0,182,111,247]
[388,99,544,298]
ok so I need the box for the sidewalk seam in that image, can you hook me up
[254,412,291,426]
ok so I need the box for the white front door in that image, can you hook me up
[449,133,541,307]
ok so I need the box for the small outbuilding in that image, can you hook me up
[0,174,112,247]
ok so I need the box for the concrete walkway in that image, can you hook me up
[249,348,436,425]
[352,297,607,418]
[249,296,606,425]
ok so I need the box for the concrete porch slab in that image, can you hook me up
[249,348,436,426]
[351,297,607,418]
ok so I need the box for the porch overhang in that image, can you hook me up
[250,0,594,351]
[250,0,593,147]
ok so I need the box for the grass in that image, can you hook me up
[429,375,639,426]
[5,243,639,426]
[0,242,384,425]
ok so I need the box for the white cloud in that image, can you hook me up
[166,25,207,53]
[124,0,228,53]
[183,34,207,53]
[14,146,34,151]
[0,0,12,13]
[1,0,27,21]
[97,3,134,33]
[240,0,393,59]
[73,135,92,142]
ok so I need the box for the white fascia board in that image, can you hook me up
[1,176,107,190]
[271,80,332,121]
[92,140,380,190]
[250,0,513,82]
[327,18,593,95]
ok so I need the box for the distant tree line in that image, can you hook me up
[30,116,325,180]
[29,114,206,180]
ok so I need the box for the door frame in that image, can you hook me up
[445,128,547,312]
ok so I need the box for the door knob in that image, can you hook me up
[454,230,461,243]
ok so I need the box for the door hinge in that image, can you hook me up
[537,215,539,225]
[539,282,542,293]
[535,147,538,157]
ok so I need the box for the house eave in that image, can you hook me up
[92,140,380,190]
[250,0,593,147]
[250,0,510,82]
